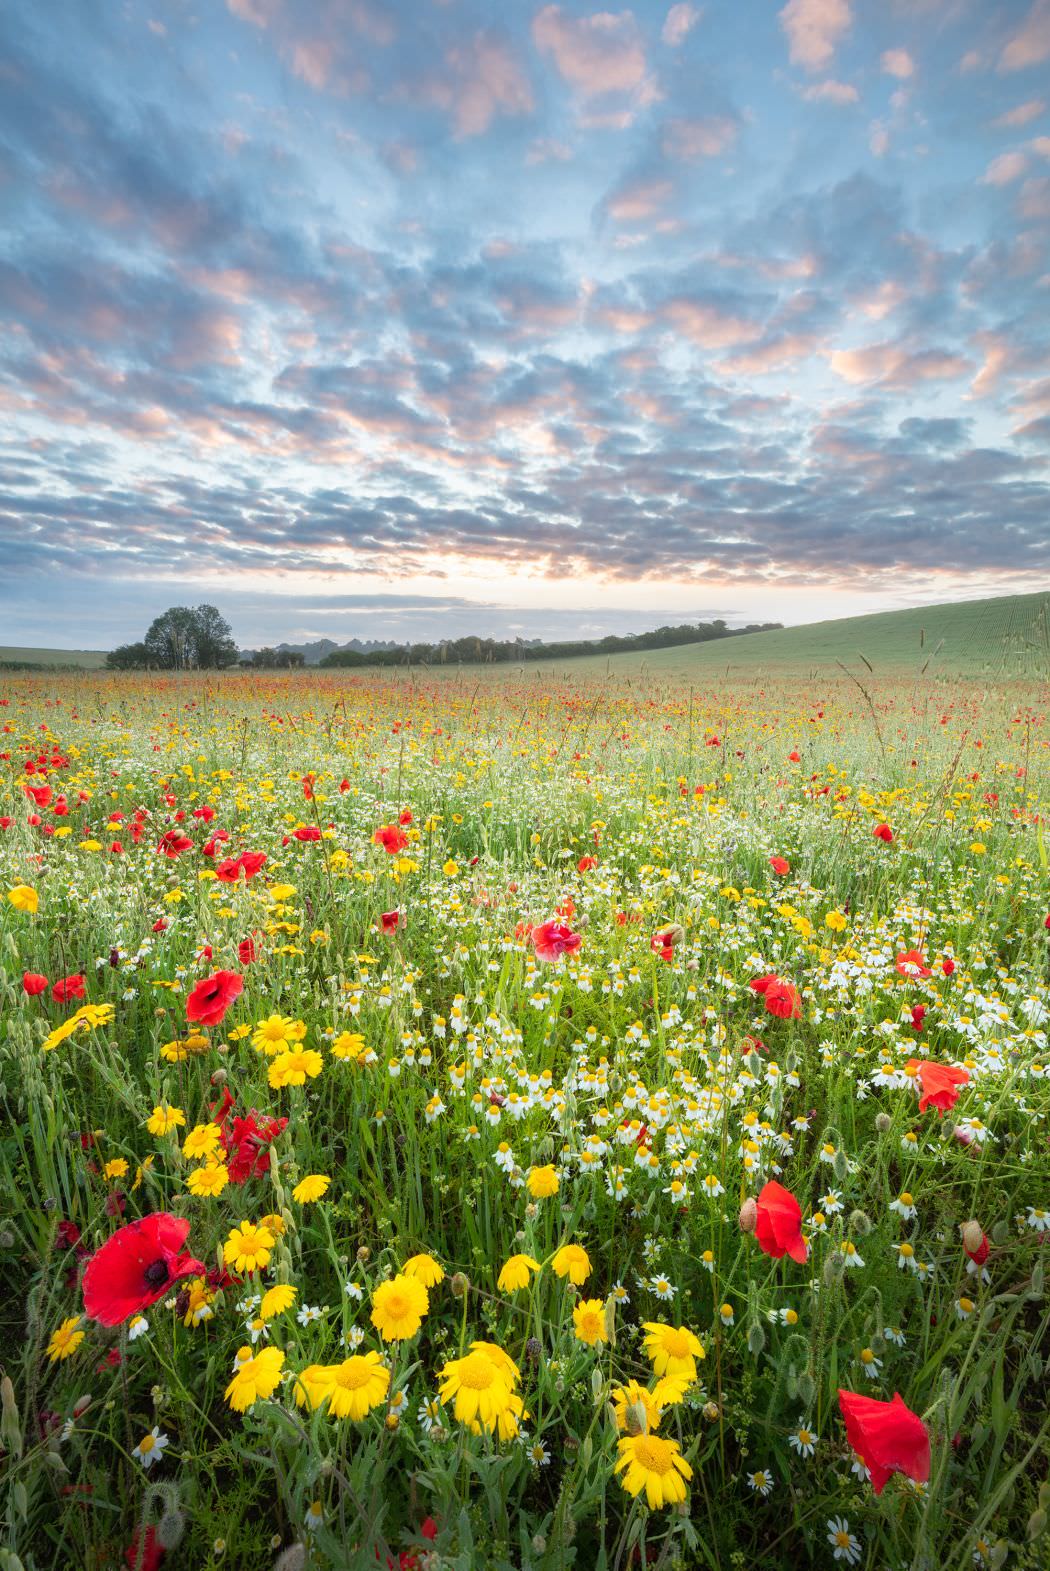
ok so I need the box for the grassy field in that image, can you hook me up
[1,660,1048,1571]
[0,646,109,670]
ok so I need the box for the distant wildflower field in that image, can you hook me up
[2,668,1049,1571]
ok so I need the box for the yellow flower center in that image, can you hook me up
[457,1353,497,1391]
[662,1328,691,1357]
[139,1434,155,1453]
[334,1360,373,1390]
[631,1434,674,1475]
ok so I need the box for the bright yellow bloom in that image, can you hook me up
[370,1274,429,1342]
[331,1031,367,1061]
[641,1323,705,1381]
[251,1014,299,1056]
[47,1316,84,1362]
[402,1253,444,1287]
[8,885,39,914]
[268,1048,323,1088]
[258,1212,286,1237]
[103,1159,128,1181]
[182,1123,222,1161]
[497,1254,540,1292]
[292,1175,331,1203]
[296,1354,390,1420]
[551,1243,591,1285]
[259,1284,297,1321]
[614,1432,692,1508]
[187,1162,229,1198]
[438,1350,516,1431]
[225,1346,285,1412]
[526,1164,559,1199]
[41,1017,85,1053]
[224,1220,276,1274]
[572,1298,609,1347]
[182,1278,215,1327]
[146,1103,186,1137]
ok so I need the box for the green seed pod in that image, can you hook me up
[1,1375,23,1460]
[848,1209,872,1236]
[991,1220,1010,1246]
[747,1322,766,1356]
[832,1150,849,1181]
[1029,1262,1044,1299]
[797,1371,816,1408]
[157,1508,186,1552]
[823,1251,846,1286]
[874,1113,891,1133]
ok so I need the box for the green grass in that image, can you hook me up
[0,646,109,669]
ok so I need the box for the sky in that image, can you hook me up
[1,0,1049,651]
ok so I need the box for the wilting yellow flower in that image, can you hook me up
[225,1346,285,1413]
[497,1254,540,1292]
[258,1212,286,1237]
[572,1298,609,1347]
[224,1220,275,1274]
[146,1103,186,1137]
[641,1322,705,1381]
[8,885,39,914]
[526,1165,559,1199]
[47,1316,84,1362]
[370,1274,429,1342]
[187,1162,229,1198]
[296,1354,390,1420]
[614,1432,692,1508]
[259,1284,297,1321]
[182,1123,222,1162]
[552,1243,591,1285]
[402,1253,444,1287]
[292,1174,331,1204]
[269,1048,323,1088]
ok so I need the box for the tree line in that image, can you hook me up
[106,606,239,670]
[320,620,782,668]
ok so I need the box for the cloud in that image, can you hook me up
[802,79,859,104]
[419,32,535,138]
[532,5,657,123]
[662,4,701,47]
[880,48,915,79]
[982,150,1029,184]
[779,0,852,72]
[999,0,1050,73]
[991,98,1046,127]
[661,114,739,159]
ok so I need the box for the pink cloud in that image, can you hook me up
[802,79,859,104]
[779,0,852,73]
[226,0,281,26]
[606,178,674,220]
[665,298,763,349]
[418,32,534,138]
[830,340,970,387]
[717,332,822,375]
[999,0,1050,73]
[661,114,738,159]
[991,98,1046,127]
[881,48,915,79]
[662,4,700,47]
[532,6,655,117]
[982,150,1029,184]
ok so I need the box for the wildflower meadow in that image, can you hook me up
[2,665,1049,1571]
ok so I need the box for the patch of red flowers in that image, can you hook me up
[837,1390,930,1495]
[185,969,243,1026]
[83,1214,204,1326]
[531,920,582,962]
[750,974,802,1019]
[896,949,931,979]
[905,1058,970,1117]
[374,824,408,855]
[753,1179,808,1263]
[22,971,48,996]
[873,822,894,842]
[52,974,86,1004]
[769,855,790,875]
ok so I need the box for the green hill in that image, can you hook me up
[540,591,1050,682]
[0,646,109,670]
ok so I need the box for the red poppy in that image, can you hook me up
[942,957,955,976]
[754,1179,808,1263]
[25,783,53,808]
[152,919,167,933]
[157,830,193,857]
[873,823,894,843]
[238,936,259,965]
[239,851,267,879]
[224,1110,288,1184]
[905,1058,970,1117]
[192,804,216,822]
[380,910,401,933]
[964,1232,990,1267]
[52,974,86,1004]
[22,971,49,996]
[532,920,582,962]
[748,973,776,995]
[837,1390,930,1495]
[910,1004,926,1033]
[577,855,597,872]
[763,979,802,1020]
[215,856,244,882]
[83,1214,204,1326]
[374,824,408,855]
[186,970,243,1026]
[398,809,413,825]
[896,949,931,979]
[292,825,322,842]
[769,855,790,875]
[125,1524,165,1571]
[788,750,801,762]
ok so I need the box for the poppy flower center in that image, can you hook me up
[143,1259,169,1288]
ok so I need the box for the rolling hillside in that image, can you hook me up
[0,645,109,669]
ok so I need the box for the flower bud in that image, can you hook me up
[356,1246,371,1263]
[738,1198,757,1233]
[874,1113,891,1133]
[450,1272,470,1298]
[848,1209,872,1236]
[625,1400,648,1436]
[961,1219,984,1254]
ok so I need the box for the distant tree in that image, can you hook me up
[105,642,150,670]
[192,604,239,669]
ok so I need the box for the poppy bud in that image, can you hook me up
[525,1336,542,1366]
[874,1113,891,1133]
[849,1209,872,1236]
[624,1400,648,1436]
[72,1395,92,1419]
[273,1548,307,1571]
[824,1251,846,1285]
[747,1322,766,1355]
[450,1272,469,1298]
[738,1198,757,1233]
[356,1246,370,1263]
[960,1219,984,1254]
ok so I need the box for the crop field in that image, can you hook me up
[2,665,1049,1571]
